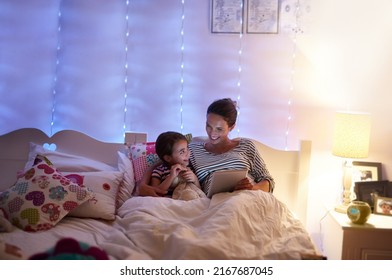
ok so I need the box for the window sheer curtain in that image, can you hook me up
[0,0,126,142]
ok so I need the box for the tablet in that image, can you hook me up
[207,169,248,198]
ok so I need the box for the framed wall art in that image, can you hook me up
[247,0,279,34]
[352,161,382,182]
[211,0,244,34]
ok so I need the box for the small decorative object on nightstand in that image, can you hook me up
[347,201,371,224]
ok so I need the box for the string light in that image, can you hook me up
[123,0,130,141]
[179,0,185,133]
[236,0,244,137]
[51,1,62,137]
[285,0,301,151]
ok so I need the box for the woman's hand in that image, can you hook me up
[234,177,253,191]
[234,178,271,192]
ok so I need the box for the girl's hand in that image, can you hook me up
[170,164,187,177]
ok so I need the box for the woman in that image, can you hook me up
[138,98,274,196]
[189,98,274,194]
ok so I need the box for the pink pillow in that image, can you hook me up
[129,142,160,182]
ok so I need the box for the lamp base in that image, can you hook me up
[335,203,349,213]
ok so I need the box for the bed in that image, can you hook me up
[0,128,320,260]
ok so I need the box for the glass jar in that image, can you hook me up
[346,201,371,224]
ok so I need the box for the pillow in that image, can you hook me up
[129,142,160,182]
[0,155,94,232]
[116,151,135,207]
[24,142,116,172]
[64,171,123,220]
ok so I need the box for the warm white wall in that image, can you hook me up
[294,0,392,252]
[1,0,392,255]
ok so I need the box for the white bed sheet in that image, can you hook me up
[1,190,317,260]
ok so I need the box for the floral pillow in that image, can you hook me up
[129,142,160,182]
[0,155,93,232]
[63,171,123,220]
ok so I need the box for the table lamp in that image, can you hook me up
[332,111,371,213]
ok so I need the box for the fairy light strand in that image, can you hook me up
[51,1,62,137]
[123,0,130,140]
[179,0,185,133]
[285,0,301,151]
[236,0,243,137]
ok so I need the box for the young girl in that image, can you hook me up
[150,131,206,201]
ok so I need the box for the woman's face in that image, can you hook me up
[205,113,233,144]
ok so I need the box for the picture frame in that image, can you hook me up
[354,180,391,210]
[352,161,382,182]
[373,195,392,216]
[211,0,244,34]
[247,0,279,34]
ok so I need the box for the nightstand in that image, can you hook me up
[320,210,392,259]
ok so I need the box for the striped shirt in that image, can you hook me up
[189,138,275,194]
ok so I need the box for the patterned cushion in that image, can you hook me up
[0,155,93,232]
[64,171,123,220]
[129,142,160,182]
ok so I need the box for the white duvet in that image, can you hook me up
[0,190,317,260]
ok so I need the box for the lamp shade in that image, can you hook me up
[332,111,371,159]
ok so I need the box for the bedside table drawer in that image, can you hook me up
[321,210,392,260]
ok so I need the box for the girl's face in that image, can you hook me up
[164,139,190,166]
[205,113,234,145]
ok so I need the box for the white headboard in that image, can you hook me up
[0,128,145,190]
[0,128,311,226]
[252,139,312,226]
